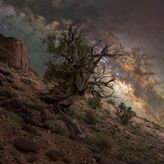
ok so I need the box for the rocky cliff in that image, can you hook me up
[0,34,31,72]
[0,35,163,164]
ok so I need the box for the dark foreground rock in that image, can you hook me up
[46,149,64,161]
[14,137,38,152]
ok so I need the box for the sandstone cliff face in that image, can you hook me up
[0,34,30,72]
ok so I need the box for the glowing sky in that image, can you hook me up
[0,0,164,125]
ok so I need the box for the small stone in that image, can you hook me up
[5,76,14,83]
[0,68,11,76]
[14,137,38,152]
[94,154,101,162]
[62,157,71,164]
[11,84,24,91]
[0,89,11,99]
[128,160,146,164]
[22,124,38,135]
[94,154,119,164]
[46,149,64,161]
[27,155,38,163]
[21,78,32,85]
[0,145,3,150]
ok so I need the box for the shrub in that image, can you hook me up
[85,132,112,153]
[88,97,101,109]
[107,99,115,105]
[116,102,136,125]
[85,110,98,124]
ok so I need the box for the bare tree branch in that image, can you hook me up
[44,24,123,101]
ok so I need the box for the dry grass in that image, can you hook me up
[85,110,98,125]
[85,132,113,154]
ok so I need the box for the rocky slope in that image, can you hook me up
[0,35,164,164]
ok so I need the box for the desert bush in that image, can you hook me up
[107,99,115,105]
[116,102,136,125]
[85,132,112,153]
[88,97,101,109]
[85,110,98,124]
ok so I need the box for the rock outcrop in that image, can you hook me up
[0,34,30,72]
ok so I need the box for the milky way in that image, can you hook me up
[0,0,164,125]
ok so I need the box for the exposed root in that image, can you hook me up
[40,92,84,137]
[57,105,83,138]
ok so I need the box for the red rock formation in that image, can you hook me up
[0,34,30,72]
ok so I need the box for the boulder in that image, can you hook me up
[14,137,38,152]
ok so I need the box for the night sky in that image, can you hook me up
[0,0,164,125]
[0,0,163,78]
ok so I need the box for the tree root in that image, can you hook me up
[57,105,83,138]
[40,92,84,137]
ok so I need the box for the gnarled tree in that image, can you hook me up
[44,24,122,101]
[42,24,123,137]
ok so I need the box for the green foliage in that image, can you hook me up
[116,102,136,125]
[44,60,72,91]
[107,99,115,105]
[88,97,101,109]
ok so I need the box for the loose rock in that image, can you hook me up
[14,137,38,152]
[0,89,11,100]
[46,149,64,161]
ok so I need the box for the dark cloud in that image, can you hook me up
[1,0,164,81]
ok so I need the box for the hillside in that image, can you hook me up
[0,35,164,164]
